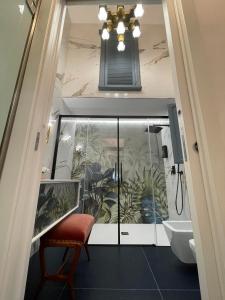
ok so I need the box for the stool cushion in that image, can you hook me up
[42,214,95,243]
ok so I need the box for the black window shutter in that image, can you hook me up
[99,31,142,91]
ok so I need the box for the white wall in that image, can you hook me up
[163,0,225,298]
[177,0,225,297]
[41,12,71,179]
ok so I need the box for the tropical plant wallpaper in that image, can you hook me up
[65,119,169,225]
[33,181,79,237]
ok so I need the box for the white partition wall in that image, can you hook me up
[163,0,225,299]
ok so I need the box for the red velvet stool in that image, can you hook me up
[38,214,95,298]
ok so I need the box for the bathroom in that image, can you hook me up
[25,3,200,300]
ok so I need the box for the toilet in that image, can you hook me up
[189,239,196,262]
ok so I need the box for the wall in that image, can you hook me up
[163,0,225,298]
[41,12,71,179]
[58,23,174,98]
[178,1,225,297]
[32,14,72,258]
[161,127,191,220]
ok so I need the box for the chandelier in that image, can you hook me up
[98,4,144,52]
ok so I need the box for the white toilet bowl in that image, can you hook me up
[189,239,196,262]
[163,221,195,264]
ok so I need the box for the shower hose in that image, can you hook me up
[175,164,184,215]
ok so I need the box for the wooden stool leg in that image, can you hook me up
[68,245,81,280]
[65,245,81,300]
[84,244,90,261]
[84,233,91,261]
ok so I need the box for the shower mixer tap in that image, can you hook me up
[171,165,176,175]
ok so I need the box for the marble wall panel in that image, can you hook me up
[60,23,174,98]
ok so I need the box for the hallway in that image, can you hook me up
[25,246,200,300]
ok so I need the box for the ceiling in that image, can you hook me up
[67,4,164,25]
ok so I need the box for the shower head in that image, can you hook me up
[145,125,163,134]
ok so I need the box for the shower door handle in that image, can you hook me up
[115,162,123,183]
[114,163,117,183]
[120,162,123,183]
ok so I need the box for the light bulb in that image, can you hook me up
[18,5,25,15]
[132,25,141,38]
[134,4,144,18]
[117,41,126,52]
[102,28,109,40]
[117,21,125,34]
[48,121,53,128]
[98,6,107,21]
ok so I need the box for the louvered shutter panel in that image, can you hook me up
[99,31,142,91]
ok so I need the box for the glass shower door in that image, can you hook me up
[119,118,157,245]
[53,116,169,245]
[54,117,119,244]
[147,123,169,246]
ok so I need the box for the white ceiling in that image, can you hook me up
[67,4,164,25]
[62,97,174,116]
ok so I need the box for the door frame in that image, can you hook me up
[0,1,224,299]
[0,1,66,299]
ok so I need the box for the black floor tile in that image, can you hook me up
[25,246,200,300]
[161,290,201,300]
[74,246,157,289]
[60,289,162,300]
[24,285,64,300]
[143,247,200,290]
[24,247,67,300]
[26,247,66,283]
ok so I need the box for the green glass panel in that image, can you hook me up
[55,117,119,244]
[119,118,169,245]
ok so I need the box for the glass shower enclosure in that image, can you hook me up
[52,116,170,245]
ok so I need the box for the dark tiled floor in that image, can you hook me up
[24,246,201,300]
[161,290,202,300]
[60,289,162,300]
[143,247,200,290]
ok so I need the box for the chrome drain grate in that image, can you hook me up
[121,232,129,235]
